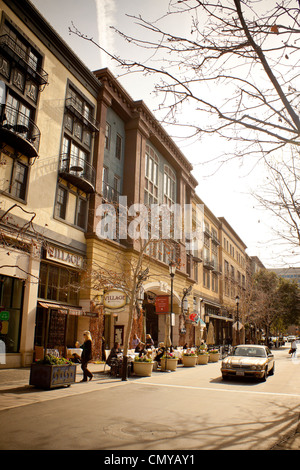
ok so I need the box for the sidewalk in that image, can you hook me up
[0,362,300,450]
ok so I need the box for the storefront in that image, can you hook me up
[204,302,233,345]
[33,245,89,359]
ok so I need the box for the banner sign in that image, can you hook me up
[155,295,169,314]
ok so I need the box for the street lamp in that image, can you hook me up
[235,295,240,345]
[169,261,176,346]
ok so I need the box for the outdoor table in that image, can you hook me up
[67,348,82,358]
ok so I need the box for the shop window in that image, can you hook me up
[0,275,24,353]
[38,262,79,304]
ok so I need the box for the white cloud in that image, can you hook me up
[95,0,117,68]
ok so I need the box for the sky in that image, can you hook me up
[30,0,299,269]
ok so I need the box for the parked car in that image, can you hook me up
[221,345,275,381]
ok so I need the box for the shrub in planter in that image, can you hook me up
[30,355,76,389]
[160,352,178,371]
[182,350,198,367]
[133,356,154,377]
[209,349,220,362]
[197,351,209,365]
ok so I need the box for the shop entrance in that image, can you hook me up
[144,303,158,345]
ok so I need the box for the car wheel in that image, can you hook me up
[269,363,275,376]
[261,368,268,382]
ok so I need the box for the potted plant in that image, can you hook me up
[160,351,178,371]
[133,356,154,377]
[182,349,198,367]
[29,354,76,389]
[209,349,220,362]
[197,349,209,365]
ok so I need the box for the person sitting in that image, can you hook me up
[106,342,122,366]
[135,342,146,357]
[154,342,165,364]
[146,334,154,349]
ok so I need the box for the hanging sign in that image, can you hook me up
[103,290,127,309]
[189,312,199,323]
[155,295,169,314]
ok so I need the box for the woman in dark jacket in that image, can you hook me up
[80,331,93,382]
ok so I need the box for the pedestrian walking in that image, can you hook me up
[290,339,297,358]
[80,331,93,382]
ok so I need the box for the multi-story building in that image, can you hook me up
[0,0,254,368]
[0,0,101,367]
[86,68,199,350]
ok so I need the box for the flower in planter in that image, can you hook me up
[209,349,219,354]
[134,355,153,363]
[162,351,177,359]
[183,349,197,357]
[197,350,209,355]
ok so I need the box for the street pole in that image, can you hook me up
[169,262,176,348]
[235,295,240,345]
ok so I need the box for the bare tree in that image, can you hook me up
[70,0,300,156]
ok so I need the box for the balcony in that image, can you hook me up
[0,105,40,158]
[59,153,95,193]
[0,34,48,86]
[102,182,120,203]
[203,257,214,270]
[65,97,99,132]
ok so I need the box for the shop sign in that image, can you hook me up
[0,311,9,321]
[189,312,199,323]
[155,295,169,314]
[46,246,84,269]
[103,290,127,309]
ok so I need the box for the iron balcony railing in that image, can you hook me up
[102,181,120,203]
[0,104,40,157]
[0,34,48,86]
[65,97,99,132]
[59,153,96,193]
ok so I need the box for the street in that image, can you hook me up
[0,346,300,451]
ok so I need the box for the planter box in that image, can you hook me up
[133,361,154,377]
[29,363,76,389]
[209,352,220,362]
[197,354,209,365]
[160,358,178,371]
[182,355,197,367]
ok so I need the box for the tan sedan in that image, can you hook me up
[221,345,275,381]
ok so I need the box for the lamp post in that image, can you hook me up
[235,295,240,345]
[169,261,176,346]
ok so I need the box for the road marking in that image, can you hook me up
[131,381,300,399]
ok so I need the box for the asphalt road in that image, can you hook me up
[1,346,300,452]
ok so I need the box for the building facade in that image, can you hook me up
[0,0,254,368]
[0,0,101,367]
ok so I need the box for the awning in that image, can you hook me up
[208,313,233,322]
[38,301,82,316]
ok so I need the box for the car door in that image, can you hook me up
[266,347,274,370]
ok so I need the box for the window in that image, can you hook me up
[105,123,111,150]
[10,160,28,200]
[203,269,210,289]
[0,275,24,353]
[164,166,176,207]
[75,197,87,229]
[144,145,158,205]
[38,262,80,304]
[55,186,68,219]
[115,134,122,160]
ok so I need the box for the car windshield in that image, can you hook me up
[233,346,266,358]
